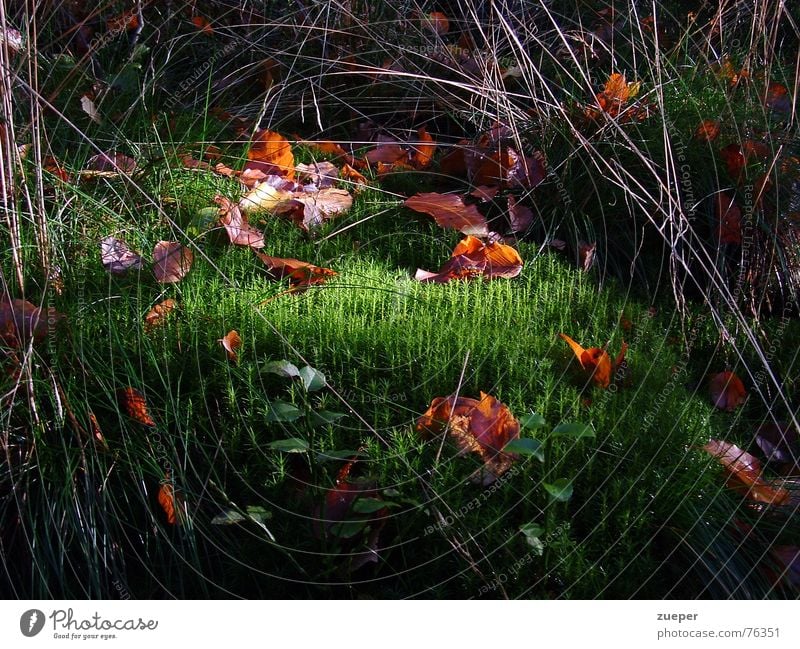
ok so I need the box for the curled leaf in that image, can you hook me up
[703,439,789,505]
[247,128,295,179]
[219,330,242,362]
[559,333,627,389]
[254,251,336,291]
[144,298,178,333]
[405,193,488,237]
[709,371,746,411]
[214,195,265,248]
[415,235,523,283]
[417,391,520,484]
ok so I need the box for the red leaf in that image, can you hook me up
[254,251,337,291]
[693,120,720,142]
[0,296,64,348]
[153,241,193,283]
[417,392,520,484]
[414,235,523,283]
[410,126,436,169]
[214,195,265,248]
[709,371,746,411]
[404,192,488,236]
[118,387,155,427]
[714,192,742,244]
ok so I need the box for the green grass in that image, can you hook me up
[2,0,799,600]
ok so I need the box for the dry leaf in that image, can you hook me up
[414,235,523,283]
[153,241,193,283]
[214,195,265,248]
[100,236,144,275]
[254,251,337,291]
[144,298,178,333]
[709,371,746,411]
[118,387,155,427]
[247,129,295,179]
[277,188,353,231]
[157,476,184,525]
[404,193,488,237]
[0,296,64,348]
[507,195,534,233]
[80,95,101,124]
[410,126,436,169]
[417,392,520,484]
[219,330,242,362]
[693,120,721,142]
[559,333,627,389]
[703,439,789,505]
[296,161,339,188]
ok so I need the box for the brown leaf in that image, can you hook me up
[214,195,265,248]
[295,161,339,188]
[157,477,183,525]
[100,236,144,275]
[709,371,747,411]
[153,241,193,283]
[424,11,450,35]
[247,129,295,179]
[365,139,407,165]
[219,330,242,362]
[254,251,337,291]
[693,120,721,142]
[414,235,523,283]
[278,187,353,231]
[404,193,488,237]
[703,439,789,505]
[118,387,155,427]
[144,298,178,333]
[507,195,534,233]
[417,392,520,485]
[0,296,64,348]
[410,126,436,169]
[340,163,368,188]
[578,240,597,271]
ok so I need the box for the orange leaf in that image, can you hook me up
[404,192,488,236]
[219,330,242,363]
[339,163,368,188]
[118,387,155,426]
[414,235,523,283]
[247,129,295,179]
[191,15,214,34]
[410,126,436,169]
[144,298,178,333]
[709,371,746,411]
[254,251,337,291]
[158,478,183,525]
[417,392,520,485]
[559,333,625,389]
[425,12,450,35]
[693,119,720,142]
[153,241,193,283]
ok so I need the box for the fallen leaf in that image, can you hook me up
[559,333,627,389]
[0,296,64,347]
[277,187,353,231]
[80,94,101,124]
[703,439,789,505]
[578,241,597,271]
[765,82,792,115]
[295,161,339,188]
[247,129,295,179]
[191,15,213,35]
[693,120,721,142]
[118,387,155,426]
[755,422,799,467]
[158,478,182,525]
[414,235,523,283]
[417,391,520,485]
[83,152,137,177]
[153,241,193,283]
[425,11,450,35]
[214,195,265,248]
[709,371,746,411]
[404,192,488,236]
[238,181,294,213]
[410,126,436,169]
[339,163,368,188]
[219,330,242,362]
[507,195,534,233]
[714,192,742,244]
[143,298,178,333]
[100,236,144,274]
[365,138,407,165]
[254,251,337,291]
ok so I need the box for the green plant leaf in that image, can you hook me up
[245,506,271,523]
[551,422,595,439]
[351,498,388,514]
[543,478,573,502]
[315,449,365,462]
[503,437,544,461]
[267,437,308,452]
[265,401,303,423]
[308,410,346,427]
[211,509,246,525]
[520,412,547,430]
[520,523,546,555]
[261,360,300,379]
[329,519,369,539]
[299,365,326,391]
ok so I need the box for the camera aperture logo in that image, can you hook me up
[19,608,158,641]
[20,610,45,637]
